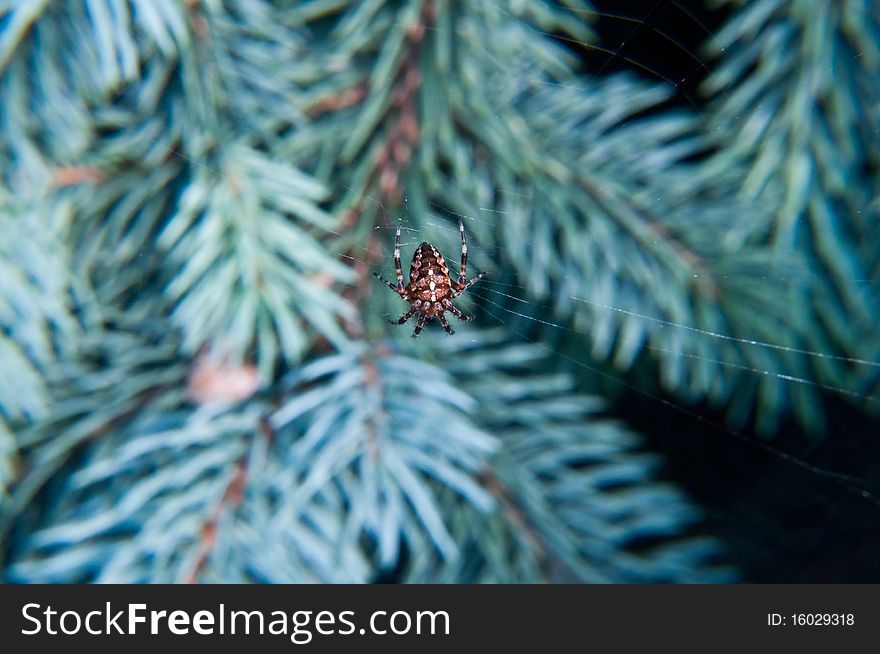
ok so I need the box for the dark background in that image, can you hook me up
[558,0,880,583]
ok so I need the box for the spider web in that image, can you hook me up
[332,0,880,582]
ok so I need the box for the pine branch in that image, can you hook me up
[404,331,734,582]
[0,320,185,545]
[273,0,857,430]
[157,144,356,373]
[8,338,494,581]
[0,194,77,501]
[269,342,498,568]
[403,3,829,430]
[703,0,880,408]
[6,328,733,582]
[0,0,190,188]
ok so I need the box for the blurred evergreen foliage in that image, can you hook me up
[702,0,880,418]
[0,0,876,582]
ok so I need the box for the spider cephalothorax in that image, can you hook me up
[373,221,485,337]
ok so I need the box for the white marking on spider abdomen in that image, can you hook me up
[429,281,436,290]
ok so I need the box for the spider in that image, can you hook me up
[373,221,485,337]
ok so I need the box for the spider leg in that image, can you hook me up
[373,226,407,295]
[452,271,486,297]
[438,313,455,335]
[412,311,428,338]
[391,306,418,325]
[447,304,473,322]
[373,272,404,295]
[457,220,468,288]
[394,225,404,288]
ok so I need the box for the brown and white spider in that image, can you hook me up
[373,221,485,337]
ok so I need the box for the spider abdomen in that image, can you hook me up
[407,243,453,303]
